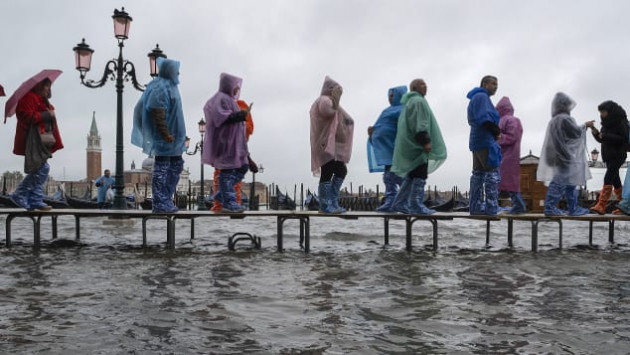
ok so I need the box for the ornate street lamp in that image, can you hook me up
[185,118,208,210]
[73,7,167,209]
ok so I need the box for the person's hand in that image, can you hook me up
[164,134,174,143]
[367,126,374,137]
[424,142,432,153]
[248,156,259,173]
[585,120,595,128]
[49,109,56,118]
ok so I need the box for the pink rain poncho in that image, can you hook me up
[309,76,354,176]
[496,97,523,192]
[201,73,249,170]
[537,92,591,186]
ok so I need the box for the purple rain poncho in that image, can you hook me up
[367,85,407,173]
[201,73,248,170]
[496,97,523,192]
[537,92,591,186]
[309,76,354,176]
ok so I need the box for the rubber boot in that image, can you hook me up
[165,156,184,213]
[211,169,222,211]
[590,185,612,215]
[152,159,173,213]
[217,170,244,213]
[376,171,403,212]
[565,185,589,216]
[613,186,624,214]
[392,177,412,214]
[330,177,347,213]
[317,181,337,214]
[543,181,566,216]
[27,162,52,211]
[469,171,485,215]
[408,178,435,215]
[483,170,501,216]
[508,192,526,214]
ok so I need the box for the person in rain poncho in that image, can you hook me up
[11,78,64,210]
[537,92,594,216]
[95,169,115,209]
[496,96,526,214]
[367,85,407,212]
[390,79,447,214]
[202,73,252,213]
[588,100,628,215]
[131,57,187,213]
[211,99,256,212]
[310,76,354,214]
[467,75,502,216]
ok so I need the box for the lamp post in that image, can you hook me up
[185,118,207,210]
[73,7,167,209]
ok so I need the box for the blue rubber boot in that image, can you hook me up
[152,159,173,213]
[508,192,527,214]
[218,170,244,213]
[376,171,403,212]
[330,177,346,213]
[565,185,589,216]
[318,181,337,214]
[391,177,412,214]
[27,162,51,210]
[543,181,567,216]
[408,178,435,215]
[617,198,630,214]
[165,157,184,212]
[483,170,500,216]
[469,171,485,215]
[10,166,39,209]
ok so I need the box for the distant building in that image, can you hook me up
[86,111,102,181]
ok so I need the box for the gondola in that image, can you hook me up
[304,189,319,211]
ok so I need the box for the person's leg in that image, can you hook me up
[508,191,527,214]
[218,168,244,212]
[565,185,589,216]
[483,169,501,216]
[152,157,170,212]
[330,161,348,213]
[318,160,337,214]
[212,169,222,211]
[376,166,402,212]
[407,164,434,215]
[27,162,51,210]
[164,156,183,212]
[469,149,488,215]
[543,180,566,216]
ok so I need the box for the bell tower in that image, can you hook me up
[86,111,102,181]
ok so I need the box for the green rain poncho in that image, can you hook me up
[391,91,447,177]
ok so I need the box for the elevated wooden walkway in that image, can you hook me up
[0,209,628,252]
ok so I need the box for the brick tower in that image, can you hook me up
[86,111,102,181]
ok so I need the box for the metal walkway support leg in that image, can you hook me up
[52,216,58,240]
[190,217,195,240]
[75,216,81,240]
[142,217,148,247]
[507,218,513,248]
[34,216,41,248]
[588,220,593,246]
[558,220,563,250]
[431,219,438,251]
[302,217,310,253]
[609,219,615,244]
[405,217,413,252]
[384,217,390,245]
[167,217,175,249]
[531,221,538,252]
[486,219,491,246]
[277,216,284,252]
[5,214,14,247]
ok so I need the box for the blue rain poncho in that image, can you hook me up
[131,58,186,156]
[391,91,447,176]
[537,92,591,186]
[367,86,407,173]
[467,87,502,168]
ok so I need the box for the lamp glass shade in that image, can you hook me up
[198,119,207,134]
[73,39,94,72]
[112,8,132,39]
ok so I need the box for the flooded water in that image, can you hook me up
[1,214,630,354]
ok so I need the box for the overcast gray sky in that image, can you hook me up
[2,0,629,193]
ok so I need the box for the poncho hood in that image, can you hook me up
[466,87,488,100]
[320,76,340,96]
[496,96,514,117]
[551,92,576,116]
[389,86,407,106]
[219,73,242,99]
[157,58,180,85]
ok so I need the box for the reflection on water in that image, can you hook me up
[0,216,630,353]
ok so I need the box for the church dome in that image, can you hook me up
[142,156,155,171]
